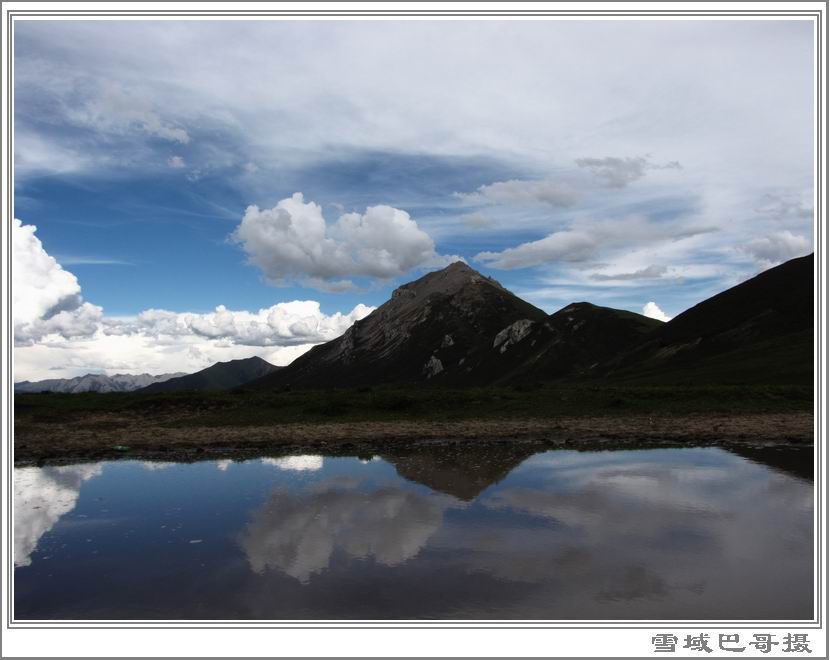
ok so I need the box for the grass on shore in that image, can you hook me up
[14,383,814,431]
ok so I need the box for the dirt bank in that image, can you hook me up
[13,411,813,466]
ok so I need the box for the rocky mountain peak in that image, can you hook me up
[390,261,505,303]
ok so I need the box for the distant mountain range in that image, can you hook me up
[14,254,814,393]
[14,372,186,394]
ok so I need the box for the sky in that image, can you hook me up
[12,19,815,381]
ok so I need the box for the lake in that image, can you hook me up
[13,444,814,620]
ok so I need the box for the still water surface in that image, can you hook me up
[14,444,813,620]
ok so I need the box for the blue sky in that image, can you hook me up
[12,19,815,379]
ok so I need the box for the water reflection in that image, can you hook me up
[13,444,815,620]
[14,463,102,567]
[260,455,323,472]
[238,478,456,582]
[381,443,538,500]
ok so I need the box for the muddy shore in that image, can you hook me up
[13,411,813,466]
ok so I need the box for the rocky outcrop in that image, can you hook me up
[493,319,535,353]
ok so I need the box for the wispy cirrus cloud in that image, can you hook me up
[575,155,681,189]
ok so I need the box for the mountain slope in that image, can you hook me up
[482,302,664,384]
[604,253,814,385]
[251,262,549,389]
[139,357,280,393]
[14,372,186,394]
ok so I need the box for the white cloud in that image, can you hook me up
[460,178,578,208]
[740,230,811,266]
[14,331,321,382]
[168,155,186,168]
[476,230,596,269]
[475,216,716,270]
[12,218,105,345]
[127,300,372,347]
[642,301,672,322]
[232,193,450,288]
[13,218,82,327]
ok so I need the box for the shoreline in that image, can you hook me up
[13,411,813,466]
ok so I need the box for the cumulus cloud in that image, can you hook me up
[575,156,681,188]
[459,178,578,208]
[13,218,81,327]
[591,264,669,281]
[476,216,715,270]
[123,300,373,347]
[643,302,672,322]
[740,231,811,266]
[12,218,104,345]
[168,155,186,168]
[232,193,450,288]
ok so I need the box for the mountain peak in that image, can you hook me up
[252,259,547,388]
[391,261,506,303]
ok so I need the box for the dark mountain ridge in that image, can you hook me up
[140,356,280,393]
[603,254,814,385]
[251,255,813,389]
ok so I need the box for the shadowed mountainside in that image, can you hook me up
[484,302,663,384]
[139,356,280,393]
[601,254,813,385]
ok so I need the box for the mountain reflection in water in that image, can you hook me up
[13,444,813,620]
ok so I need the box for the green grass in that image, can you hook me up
[14,383,814,429]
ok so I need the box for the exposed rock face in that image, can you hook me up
[423,356,444,378]
[493,319,534,353]
[251,261,548,389]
